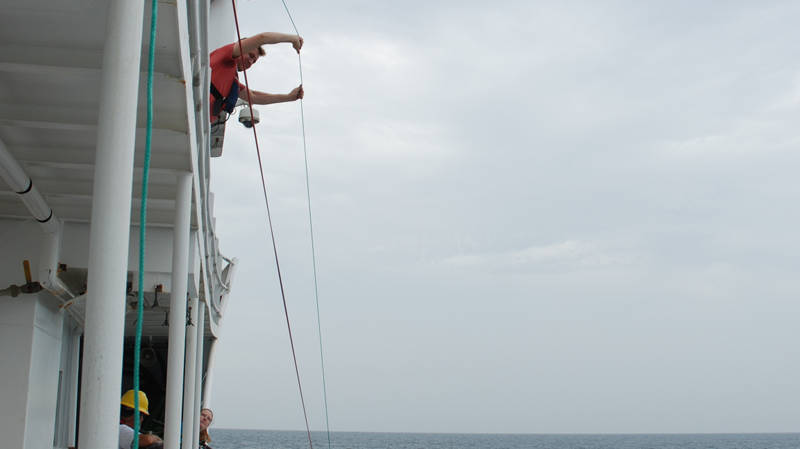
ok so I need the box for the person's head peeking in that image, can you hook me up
[200,408,214,431]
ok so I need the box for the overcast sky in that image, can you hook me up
[208,0,800,434]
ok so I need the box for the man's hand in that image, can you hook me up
[140,433,162,447]
[290,85,304,101]
[293,36,304,53]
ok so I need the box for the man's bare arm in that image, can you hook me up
[239,85,304,105]
[232,32,303,58]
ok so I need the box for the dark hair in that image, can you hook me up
[236,37,266,57]
[120,406,135,418]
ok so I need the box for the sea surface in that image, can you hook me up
[209,429,800,449]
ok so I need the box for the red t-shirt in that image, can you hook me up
[210,43,245,121]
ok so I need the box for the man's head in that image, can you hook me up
[236,42,266,71]
[120,389,150,426]
[120,405,142,427]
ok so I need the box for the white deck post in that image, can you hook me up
[202,338,218,408]
[192,304,206,449]
[164,173,192,449]
[181,293,199,449]
[77,0,143,448]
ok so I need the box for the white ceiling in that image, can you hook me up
[0,0,196,227]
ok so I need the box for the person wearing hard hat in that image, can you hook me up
[119,389,162,449]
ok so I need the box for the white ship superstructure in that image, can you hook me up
[0,1,239,448]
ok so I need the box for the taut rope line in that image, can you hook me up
[278,1,333,448]
[230,1,314,448]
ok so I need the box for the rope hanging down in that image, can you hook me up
[133,0,159,448]
[229,1,315,448]
[279,2,333,449]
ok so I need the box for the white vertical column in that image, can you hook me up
[66,328,81,448]
[202,338,218,408]
[77,1,143,449]
[164,173,192,449]
[180,293,199,449]
[192,304,206,449]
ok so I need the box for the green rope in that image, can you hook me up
[133,1,158,448]
[278,2,332,448]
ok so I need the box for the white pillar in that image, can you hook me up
[180,294,199,449]
[65,327,81,447]
[192,304,206,449]
[202,338,218,409]
[77,1,144,448]
[164,173,192,449]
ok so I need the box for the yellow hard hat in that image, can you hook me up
[120,389,150,415]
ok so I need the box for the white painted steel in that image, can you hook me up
[0,137,56,233]
[39,221,80,305]
[0,139,77,301]
[65,325,81,447]
[24,298,64,449]
[0,137,30,192]
[0,296,64,449]
[192,304,206,449]
[55,319,81,448]
[77,0,144,448]
[189,230,200,301]
[39,222,61,285]
[202,337,218,408]
[164,173,192,449]
[0,298,36,449]
[201,255,238,408]
[181,293,199,449]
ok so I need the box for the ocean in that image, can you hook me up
[208,429,800,449]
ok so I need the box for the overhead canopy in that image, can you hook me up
[0,0,233,338]
[0,0,201,227]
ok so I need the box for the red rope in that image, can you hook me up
[230,2,314,448]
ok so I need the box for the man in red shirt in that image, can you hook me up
[210,32,304,122]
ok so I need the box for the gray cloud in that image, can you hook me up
[208,0,800,434]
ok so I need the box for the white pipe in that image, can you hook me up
[202,338,218,409]
[38,220,78,304]
[0,136,70,299]
[186,0,201,88]
[39,223,61,284]
[180,293,199,449]
[77,0,144,448]
[200,0,211,135]
[164,173,192,449]
[0,137,57,234]
[192,304,206,449]
[0,138,28,188]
